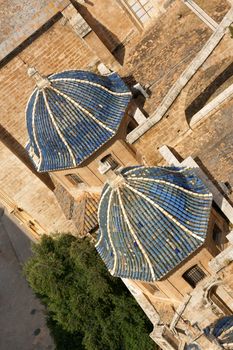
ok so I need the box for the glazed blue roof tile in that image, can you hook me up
[213,316,233,338]
[96,166,212,282]
[25,70,131,172]
[204,316,233,346]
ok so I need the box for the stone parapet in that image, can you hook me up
[190,83,233,127]
[209,241,233,273]
[126,7,233,144]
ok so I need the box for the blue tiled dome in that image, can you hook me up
[204,316,233,347]
[25,70,131,172]
[213,316,233,340]
[96,166,212,282]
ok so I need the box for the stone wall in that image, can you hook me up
[0,146,76,233]
[0,0,141,234]
[76,0,137,52]
[53,139,139,195]
[0,16,98,234]
[131,32,233,170]
[0,19,96,146]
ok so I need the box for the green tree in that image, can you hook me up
[24,234,155,350]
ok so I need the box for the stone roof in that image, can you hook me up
[96,166,212,282]
[72,192,100,237]
[54,183,74,221]
[26,70,131,172]
[0,0,69,62]
[54,184,99,237]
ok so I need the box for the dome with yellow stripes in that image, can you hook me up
[26,69,131,172]
[96,166,212,281]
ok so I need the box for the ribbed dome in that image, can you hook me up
[96,166,212,282]
[26,70,131,172]
[205,316,233,348]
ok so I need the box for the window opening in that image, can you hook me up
[65,173,83,186]
[182,265,206,288]
[127,120,137,134]
[126,0,155,24]
[98,154,119,174]
[213,224,222,244]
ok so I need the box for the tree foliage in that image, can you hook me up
[24,234,155,350]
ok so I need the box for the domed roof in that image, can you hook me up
[26,70,131,172]
[96,166,212,282]
[204,316,233,348]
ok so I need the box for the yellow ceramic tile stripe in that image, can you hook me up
[25,88,36,124]
[117,187,156,280]
[31,90,43,169]
[107,191,118,275]
[50,77,132,97]
[124,166,189,176]
[43,90,77,167]
[95,186,111,247]
[128,177,212,199]
[124,183,204,242]
[50,86,116,134]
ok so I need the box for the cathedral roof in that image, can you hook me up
[54,184,99,237]
[96,166,212,282]
[26,70,131,172]
[0,0,69,62]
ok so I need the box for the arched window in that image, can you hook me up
[182,265,206,288]
[208,285,233,316]
[65,173,83,186]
